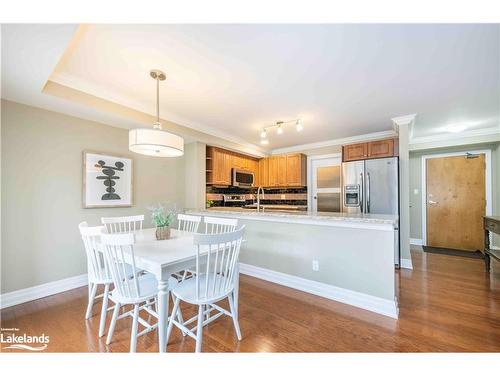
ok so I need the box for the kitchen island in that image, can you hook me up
[187,209,399,318]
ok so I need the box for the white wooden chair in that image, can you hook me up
[174,214,203,282]
[101,215,144,233]
[166,226,245,352]
[79,222,114,338]
[178,213,202,233]
[204,216,238,234]
[100,231,180,352]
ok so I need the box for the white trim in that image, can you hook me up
[0,274,88,309]
[307,153,342,212]
[421,149,492,247]
[410,126,500,145]
[410,238,423,246]
[270,130,397,155]
[239,262,398,319]
[392,114,417,127]
[400,258,413,270]
[491,245,500,251]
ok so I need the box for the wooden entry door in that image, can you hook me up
[426,154,486,251]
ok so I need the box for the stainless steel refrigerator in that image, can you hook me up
[341,157,400,266]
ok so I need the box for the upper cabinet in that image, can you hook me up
[285,153,307,186]
[258,153,306,187]
[206,146,259,186]
[207,146,307,188]
[342,138,398,162]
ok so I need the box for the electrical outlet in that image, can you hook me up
[312,260,319,271]
[281,194,285,199]
[413,189,419,195]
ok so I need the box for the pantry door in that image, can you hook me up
[311,156,342,213]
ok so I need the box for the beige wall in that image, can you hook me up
[184,142,206,210]
[1,100,187,293]
[409,143,499,246]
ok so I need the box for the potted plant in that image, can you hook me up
[148,203,175,240]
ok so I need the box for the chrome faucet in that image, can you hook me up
[256,186,265,213]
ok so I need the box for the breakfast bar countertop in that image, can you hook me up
[187,208,398,231]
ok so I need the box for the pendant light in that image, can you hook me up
[129,70,184,157]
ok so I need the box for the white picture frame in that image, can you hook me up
[83,151,133,208]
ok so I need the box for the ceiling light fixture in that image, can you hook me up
[258,118,303,141]
[276,122,284,135]
[129,70,184,157]
[296,119,303,132]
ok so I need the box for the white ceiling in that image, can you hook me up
[3,24,500,152]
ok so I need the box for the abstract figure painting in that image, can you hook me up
[83,151,133,208]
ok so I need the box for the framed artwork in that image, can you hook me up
[83,151,133,208]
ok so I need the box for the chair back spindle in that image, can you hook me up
[100,232,141,299]
[193,226,245,301]
[177,214,202,233]
[79,222,109,282]
[101,215,144,234]
[204,216,238,234]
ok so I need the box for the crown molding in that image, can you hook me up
[409,126,500,151]
[392,114,417,127]
[270,130,398,155]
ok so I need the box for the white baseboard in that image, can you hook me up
[1,274,88,309]
[410,238,423,246]
[239,263,398,319]
[400,258,413,270]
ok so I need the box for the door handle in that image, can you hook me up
[359,173,364,213]
[428,200,439,205]
[366,172,371,213]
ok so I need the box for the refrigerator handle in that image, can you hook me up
[359,172,364,213]
[367,172,371,213]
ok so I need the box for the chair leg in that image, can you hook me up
[106,303,121,345]
[98,284,110,337]
[228,293,242,341]
[166,297,181,349]
[173,296,186,336]
[130,304,140,353]
[195,304,204,353]
[85,283,98,319]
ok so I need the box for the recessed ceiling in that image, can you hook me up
[3,24,500,152]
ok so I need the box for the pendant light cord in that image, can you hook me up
[153,75,162,130]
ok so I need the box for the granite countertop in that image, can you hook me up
[188,208,398,230]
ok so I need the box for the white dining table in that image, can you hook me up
[129,228,239,353]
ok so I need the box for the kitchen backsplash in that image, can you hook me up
[206,186,307,207]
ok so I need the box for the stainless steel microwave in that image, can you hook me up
[232,168,254,187]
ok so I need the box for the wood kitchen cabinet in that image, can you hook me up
[342,138,398,162]
[207,146,306,188]
[343,143,368,161]
[267,156,286,187]
[257,157,269,186]
[286,153,307,186]
[207,146,259,186]
[367,139,396,159]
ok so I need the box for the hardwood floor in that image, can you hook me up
[1,250,499,352]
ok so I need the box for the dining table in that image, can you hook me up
[124,227,240,353]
